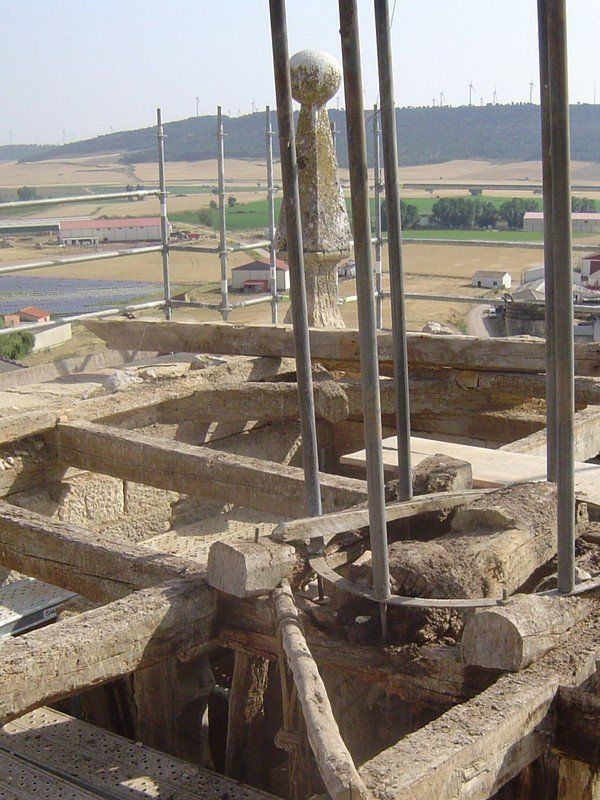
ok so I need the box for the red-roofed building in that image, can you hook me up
[58,217,165,245]
[231,259,290,292]
[19,306,51,323]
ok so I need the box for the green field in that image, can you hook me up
[402,228,545,241]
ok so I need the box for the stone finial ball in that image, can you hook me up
[289,50,342,106]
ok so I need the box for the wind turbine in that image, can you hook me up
[440,90,445,107]
[195,96,200,117]
[493,86,497,105]
[469,81,475,106]
[529,79,535,103]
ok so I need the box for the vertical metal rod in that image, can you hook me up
[373,104,383,330]
[266,105,279,324]
[268,0,322,519]
[217,107,230,321]
[156,108,171,321]
[330,120,338,159]
[374,0,413,501]
[546,0,575,593]
[537,0,557,482]
[338,0,391,637]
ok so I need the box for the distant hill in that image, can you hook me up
[18,104,600,168]
[0,144,53,162]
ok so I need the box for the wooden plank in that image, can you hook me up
[54,421,368,516]
[0,581,217,725]
[272,488,491,544]
[341,435,600,501]
[85,319,600,376]
[359,614,600,800]
[0,499,205,602]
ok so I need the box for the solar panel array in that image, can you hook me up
[0,276,163,315]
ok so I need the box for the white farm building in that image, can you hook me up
[59,217,165,245]
[471,270,511,290]
[523,211,600,234]
[231,259,290,293]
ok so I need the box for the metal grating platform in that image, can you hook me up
[0,708,280,800]
[0,578,76,639]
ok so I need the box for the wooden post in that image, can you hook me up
[273,581,368,800]
[225,650,270,784]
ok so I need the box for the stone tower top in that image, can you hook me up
[289,50,342,107]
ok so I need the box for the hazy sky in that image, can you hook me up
[3,0,599,145]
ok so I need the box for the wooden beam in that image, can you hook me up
[273,581,368,800]
[0,356,294,445]
[359,614,600,800]
[272,488,491,544]
[502,406,600,462]
[461,595,596,671]
[54,421,368,516]
[84,319,600,375]
[556,686,600,767]
[0,500,204,602]
[0,580,217,725]
[220,600,498,710]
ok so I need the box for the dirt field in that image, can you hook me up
[3,154,600,192]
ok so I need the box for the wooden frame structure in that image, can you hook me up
[0,318,598,800]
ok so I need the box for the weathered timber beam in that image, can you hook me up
[84,319,600,375]
[150,380,349,425]
[272,488,491,544]
[359,614,600,800]
[449,369,600,405]
[53,421,368,516]
[502,405,600,462]
[0,356,294,445]
[273,581,368,800]
[0,500,204,602]
[0,580,217,725]
[219,600,497,709]
[555,685,600,766]
[461,594,596,671]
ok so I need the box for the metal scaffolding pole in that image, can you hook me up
[217,106,230,321]
[339,0,391,636]
[268,0,322,520]
[374,0,412,501]
[373,104,384,330]
[546,0,575,593]
[537,0,557,482]
[266,105,279,324]
[156,108,172,321]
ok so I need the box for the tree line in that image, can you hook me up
[381,196,597,232]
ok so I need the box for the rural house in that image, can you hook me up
[471,270,511,290]
[231,258,290,292]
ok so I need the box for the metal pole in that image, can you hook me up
[156,108,171,321]
[537,0,557,482]
[268,0,322,520]
[339,0,391,637]
[373,104,383,330]
[546,0,575,593]
[374,0,412,501]
[217,106,230,321]
[266,105,279,324]
[330,120,338,159]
